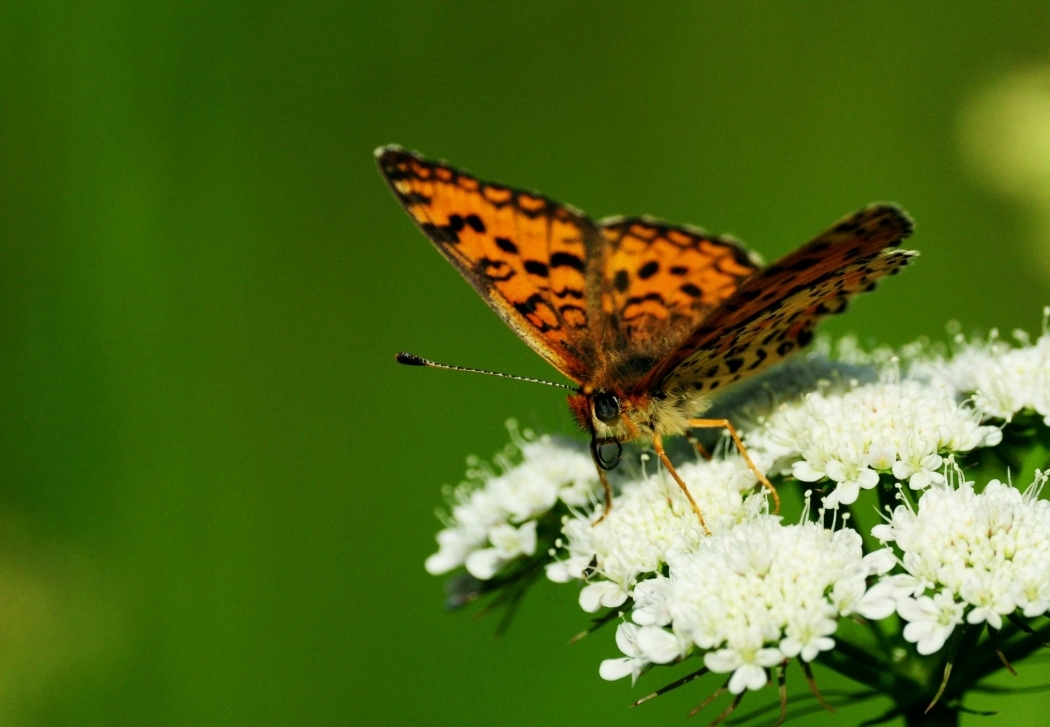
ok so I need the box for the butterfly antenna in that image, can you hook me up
[395,352,579,392]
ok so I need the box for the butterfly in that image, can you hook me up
[377,145,915,530]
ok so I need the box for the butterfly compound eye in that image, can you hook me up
[592,392,621,423]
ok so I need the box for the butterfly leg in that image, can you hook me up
[652,435,711,535]
[590,466,614,525]
[684,431,713,461]
[687,418,780,513]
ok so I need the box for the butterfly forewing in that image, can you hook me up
[649,204,915,393]
[376,146,601,382]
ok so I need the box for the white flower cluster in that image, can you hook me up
[427,314,1050,706]
[547,457,763,611]
[600,514,896,693]
[425,431,599,580]
[917,318,1050,424]
[749,378,1002,508]
[871,469,1050,654]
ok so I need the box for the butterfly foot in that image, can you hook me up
[652,435,712,536]
[688,418,781,514]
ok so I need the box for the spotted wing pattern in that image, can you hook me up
[376,146,600,382]
[597,217,761,357]
[647,205,915,394]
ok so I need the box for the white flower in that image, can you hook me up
[463,521,539,580]
[551,456,761,596]
[751,379,999,507]
[918,324,1050,424]
[872,469,1050,652]
[897,590,965,655]
[579,581,629,613]
[425,431,599,580]
[425,528,478,575]
[602,514,891,694]
[779,614,837,662]
[1010,563,1050,618]
[492,437,599,521]
[599,622,683,685]
[703,627,784,694]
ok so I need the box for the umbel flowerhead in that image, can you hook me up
[424,311,1050,725]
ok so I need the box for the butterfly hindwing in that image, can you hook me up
[377,146,600,382]
[649,204,915,393]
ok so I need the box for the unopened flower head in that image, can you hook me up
[872,466,1050,654]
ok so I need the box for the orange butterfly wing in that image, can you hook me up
[376,146,600,383]
[646,204,915,394]
[591,217,761,387]
[597,218,760,346]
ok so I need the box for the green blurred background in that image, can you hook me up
[3,2,1050,725]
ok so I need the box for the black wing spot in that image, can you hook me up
[747,348,768,370]
[477,258,515,282]
[422,222,459,244]
[777,341,795,356]
[613,270,629,292]
[680,283,702,297]
[447,214,465,232]
[638,261,659,279]
[725,358,744,374]
[550,252,585,272]
[524,260,549,277]
[494,236,518,253]
[670,266,689,276]
[464,214,486,233]
[624,292,666,306]
[797,329,814,347]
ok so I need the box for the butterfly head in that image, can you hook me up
[569,385,653,463]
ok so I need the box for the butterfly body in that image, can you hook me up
[378,145,915,521]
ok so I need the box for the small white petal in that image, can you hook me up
[704,649,742,674]
[863,547,898,575]
[637,627,681,664]
[855,581,899,620]
[599,657,638,681]
[464,548,503,580]
[580,581,628,613]
[857,468,880,489]
[792,461,826,482]
[728,664,769,694]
